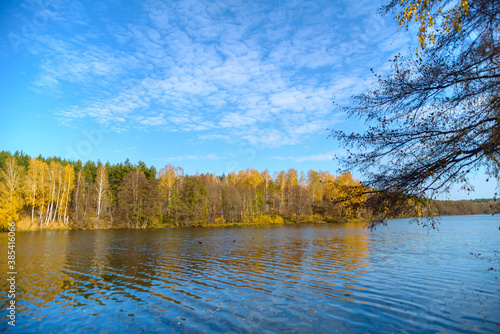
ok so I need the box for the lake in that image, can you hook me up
[1,215,499,333]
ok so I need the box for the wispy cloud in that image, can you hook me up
[274,151,343,163]
[10,0,405,148]
[158,154,221,162]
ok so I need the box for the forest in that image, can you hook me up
[0,150,496,231]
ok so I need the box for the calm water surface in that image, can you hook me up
[1,215,499,333]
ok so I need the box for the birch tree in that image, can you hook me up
[94,164,109,228]
[158,164,176,218]
[24,158,39,227]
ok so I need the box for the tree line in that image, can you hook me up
[0,150,367,230]
[0,150,495,230]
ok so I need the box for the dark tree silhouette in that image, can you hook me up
[331,0,499,225]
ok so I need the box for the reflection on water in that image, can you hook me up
[0,216,499,333]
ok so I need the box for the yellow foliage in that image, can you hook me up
[246,168,261,189]
[158,165,176,194]
[303,214,323,223]
[396,0,469,51]
[0,157,24,228]
[251,215,284,225]
[214,216,226,225]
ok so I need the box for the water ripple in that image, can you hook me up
[0,216,499,333]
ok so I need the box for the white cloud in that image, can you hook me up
[137,115,167,126]
[34,38,139,90]
[161,154,222,161]
[274,151,340,163]
[219,113,257,128]
[23,0,402,148]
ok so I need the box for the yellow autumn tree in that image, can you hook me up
[285,168,298,210]
[245,168,261,216]
[23,157,52,227]
[307,169,321,209]
[61,164,75,226]
[24,157,39,227]
[334,173,367,219]
[260,169,271,210]
[0,157,24,228]
[94,164,108,228]
[158,164,176,217]
[36,160,49,226]
[228,171,237,186]
[274,170,286,213]
[41,161,69,227]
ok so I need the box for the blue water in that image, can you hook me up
[1,215,499,333]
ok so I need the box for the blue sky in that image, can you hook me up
[0,0,493,199]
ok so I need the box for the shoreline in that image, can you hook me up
[4,214,496,233]
[4,216,367,232]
